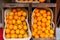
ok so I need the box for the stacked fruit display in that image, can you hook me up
[32,8,54,38]
[5,8,29,38]
[17,0,45,3]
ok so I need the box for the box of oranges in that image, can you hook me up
[3,8,31,40]
[31,8,55,40]
[16,0,46,3]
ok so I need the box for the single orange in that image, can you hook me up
[11,34,16,38]
[5,29,10,34]
[42,18,47,22]
[19,29,25,34]
[9,25,13,30]
[47,16,51,20]
[22,12,27,17]
[23,25,28,30]
[8,20,13,24]
[23,33,28,38]
[18,11,21,16]
[36,13,40,17]
[35,34,39,38]
[9,12,14,16]
[13,25,17,30]
[15,12,18,15]
[14,15,18,20]
[8,15,13,20]
[50,29,54,34]
[32,32,36,37]
[6,34,11,38]
[16,29,20,34]
[47,11,51,16]
[18,25,22,29]
[43,13,47,17]
[20,16,25,21]
[12,9,17,13]
[39,0,45,3]
[42,27,45,31]
[41,22,45,27]
[33,19,37,24]
[23,21,27,26]
[18,34,23,38]
[11,30,15,34]
[12,19,16,24]
[17,20,22,24]
[37,22,41,26]
[32,24,37,29]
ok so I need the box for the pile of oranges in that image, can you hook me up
[32,8,54,38]
[18,0,45,3]
[5,8,28,38]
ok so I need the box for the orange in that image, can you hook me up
[47,11,51,16]
[41,22,45,27]
[40,10,44,14]
[32,24,37,29]
[16,29,20,34]
[14,15,18,20]
[11,34,16,38]
[11,30,15,34]
[49,34,54,38]
[23,21,27,25]
[46,25,51,30]
[9,12,14,16]
[45,30,49,34]
[18,34,23,38]
[42,27,45,31]
[20,29,25,34]
[32,13,35,17]
[12,9,17,13]
[17,20,22,24]
[13,25,17,30]
[43,13,47,17]
[47,16,51,20]
[37,26,41,30]
[50,29,54,34]
[33,19,37,24]
[5,29,10,33]
[20,16,25,21]
[8,20,13,24]
[18,11,21,16]
[6,34,11,38]
[39,0,45,2]
[23,33,28,38]
[46,22,50,26]
[22,12,27,17]
[47,20,51,24]
[34,9,39,13]
[9,25,13,30]
[18,17,21,20]
[35,34,39,38]
[37,22,41,26]
[42,18,47,22]
[37,30,42,35]
[37,17,41,21]
[23,25,28,30]
[40,33,45,38]
[32,32,36,37]
[18,25,22,29]
[15,12,18,15]
[12,19,16,24]
[36,13,40,17]
[9,15,13,20]
[6,15,9,20]
[6,24,9,29]
[34,29,37,33]
[44,34,48,38]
